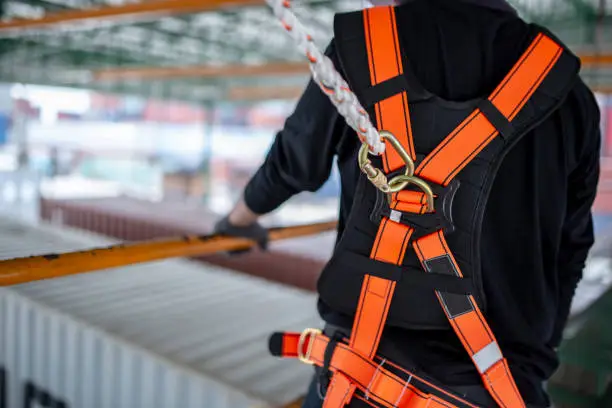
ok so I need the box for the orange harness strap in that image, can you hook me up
[413,232,524,408]
[322,6,417,407]
[356,7,562,407]
[363,5,416,169]
[323,7,415,408]
[326,5,526,407]
[355,7,561,408]
[406,21,563,408]
[330,6,538,408]
[416,33,563,186]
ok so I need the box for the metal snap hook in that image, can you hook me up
[358,130,415,194]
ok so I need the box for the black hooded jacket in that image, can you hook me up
[243,0,600,405]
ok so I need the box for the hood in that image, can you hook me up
[365,0,517,15]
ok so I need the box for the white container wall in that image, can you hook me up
[0,289,256,408]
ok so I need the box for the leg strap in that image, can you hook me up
[322,216,410,406]
[413,231,525,408]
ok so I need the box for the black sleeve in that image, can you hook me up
[549,82,601,348]
[243,40,347,214]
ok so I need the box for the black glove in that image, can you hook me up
[212,215,269,253]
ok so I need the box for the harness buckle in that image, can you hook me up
[370,176,459,238]
[298,328,321,365]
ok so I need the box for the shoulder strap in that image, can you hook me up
[335,8,416,173]
[416,28,580,185]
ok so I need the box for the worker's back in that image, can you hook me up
[317,1,600,406]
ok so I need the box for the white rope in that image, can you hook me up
[265,0,386,155]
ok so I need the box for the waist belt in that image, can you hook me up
[270,330,483,408]
[269,5,579,408]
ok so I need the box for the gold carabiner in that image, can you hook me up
[358,130,435,212]
[358,130,415,193]
[358,143,390,192]
[380,130,415,177]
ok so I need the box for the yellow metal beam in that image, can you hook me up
[0,0,263,33]
[592,86,612,94]
[228,85,304,100]
[92,53,611,82]
[580,54,612,66]
[0,220,337,286]
[94,62,309,81]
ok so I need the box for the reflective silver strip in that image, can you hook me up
[473,342,503,374]
[390,210,402,223]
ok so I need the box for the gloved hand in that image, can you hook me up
[212,215,269,254]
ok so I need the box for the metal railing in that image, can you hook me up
[0,220,337,286]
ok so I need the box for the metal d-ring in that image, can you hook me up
[388,175,435,213]
[297,328,321,365]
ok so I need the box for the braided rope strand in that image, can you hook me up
[265,0,385,155]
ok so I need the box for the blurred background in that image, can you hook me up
[0,0,610,407]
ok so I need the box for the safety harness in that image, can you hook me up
[268,5,580,408]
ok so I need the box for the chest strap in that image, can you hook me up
[269,5,578,408]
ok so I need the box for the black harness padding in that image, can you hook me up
[316,10,580,330]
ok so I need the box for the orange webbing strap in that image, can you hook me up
[416,33,563,186]
[364,5,415,171]
[274,331,480,408]
[277,332,300,358]
[413,231,525,408]
[322,7,418,407]
[392,191,431,214]
[323,374,355,408]
[324,218,411,407]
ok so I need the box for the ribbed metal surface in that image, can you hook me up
[0,217,322,407]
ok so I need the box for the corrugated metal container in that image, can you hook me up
[0,217,322,408]
[0,289,258,408]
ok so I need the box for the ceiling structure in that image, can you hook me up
[0,0,608,103]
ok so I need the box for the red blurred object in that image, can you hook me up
[40,197,328,291]
[142,100,206,123]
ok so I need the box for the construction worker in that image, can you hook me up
[214,0,601,406]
